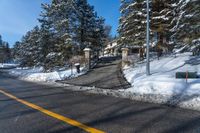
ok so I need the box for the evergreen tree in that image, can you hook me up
[76,0,98,51]
[91,17,107,55]
[0,35,4,63]
[118,0,178,54]
[39,0,74,70]
[0,35,3,46]
[118,0,147,47]
[14,0,108,70]
[38,26,56,70]
[18,26,41,67]
[0,35,11,63]
[4,42,11,61]
[118,0,199,54]
[12,41,21,61]
[103,25,113,53]
[172,0,200,53]
[104,25,112,42]
[151,0,177,51]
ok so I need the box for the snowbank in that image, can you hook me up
[8,67,85,82]
[123,52,200,110]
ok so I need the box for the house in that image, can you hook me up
[104,40,120,56]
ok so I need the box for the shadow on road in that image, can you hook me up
[1,73,200,133]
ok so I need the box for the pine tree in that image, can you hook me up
[14,0,108,70]
[0,35,3,46]
[18,26,41,67]
[4,42,11,61]
[0,35,4,63]
[12,41,21,61]
[38,26,56,70]
[91,17,107,56]
[118,0,147,47]
[104,25,112,42]
[103,25,113,54]
[151,0,178,52]
[173,0,200,53]
[39,0,75,70]
[0,35,11,63]
[118,0,178,55]
[76,0,99,51]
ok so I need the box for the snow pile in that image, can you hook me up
[0,63,18,69]
[8,67,84,82]
[123,53,200,109]
[124,53,200,95]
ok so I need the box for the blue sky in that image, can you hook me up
[0,0,120,46]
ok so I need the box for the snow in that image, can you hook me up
[123,53,200,110]
[0,63,18,69]
[8,67,85,82]
[74,63,80,66]
[83,48,91,51]
[152,15,169,21]
[124,53,200,95]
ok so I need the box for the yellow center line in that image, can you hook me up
[0,88,105,133]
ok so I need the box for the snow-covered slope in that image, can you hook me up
[124,52,200,96]
[122,52,200,110]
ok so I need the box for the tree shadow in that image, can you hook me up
[132,79,200,133]
[2,67,200,132]
[185,56,200,66]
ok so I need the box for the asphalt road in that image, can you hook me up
[1,72,200,133]
[61,57,131,89]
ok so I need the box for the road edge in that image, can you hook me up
[2,70,200,112]
[39,81,200,112]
